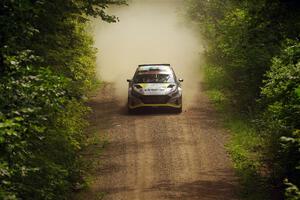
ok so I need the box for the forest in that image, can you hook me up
[0,0,125,199]
[187,0,300,199]
[0,0,299,199]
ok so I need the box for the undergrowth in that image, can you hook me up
[203,65,270,200]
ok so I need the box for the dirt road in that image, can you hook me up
[74,83,238,200]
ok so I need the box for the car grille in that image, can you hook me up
[141,95,170,104]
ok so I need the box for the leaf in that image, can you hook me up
[295,86,300,98]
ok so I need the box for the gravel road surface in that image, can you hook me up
[74,83,238,200]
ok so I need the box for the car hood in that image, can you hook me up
[132,83,176,95]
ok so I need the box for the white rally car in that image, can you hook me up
[127,64,183,113]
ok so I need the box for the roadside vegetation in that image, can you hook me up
[187,0,300,199]
[0,1,125,199]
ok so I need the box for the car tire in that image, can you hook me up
[175,96,182,113]
[127,98,134,114]
[175,106,182,113]
[128,106,136,114]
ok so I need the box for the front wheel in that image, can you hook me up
[128,106,136,114]
[174,106,182,113]
[127,97,135,114]
[175,96,182,113]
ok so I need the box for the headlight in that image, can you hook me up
[133,85,144,93]
[131,84,144,97]
[168,87,179,97]
[133,84,141,91]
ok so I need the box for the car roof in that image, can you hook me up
[138,64,170,67]
[136,64,173,74]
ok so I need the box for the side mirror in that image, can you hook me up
[127,79,132,82]
[178,78,184,82]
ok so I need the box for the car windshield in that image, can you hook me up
[134,74,175,83]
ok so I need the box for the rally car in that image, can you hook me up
[127,64,183,113]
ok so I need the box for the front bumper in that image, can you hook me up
[128,93,182,109]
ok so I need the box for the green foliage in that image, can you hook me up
[202,64,269,199]
[0,52,89,199]
[260,40,300,191]
[202,65,229,110]
[227,119,269,200]
[0,0,126,199]
[285,180,300,200]
[188,0,300,112]
[188,0,300,199]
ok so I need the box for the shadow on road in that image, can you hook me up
[120,106,182,116]
[144,169,238,200]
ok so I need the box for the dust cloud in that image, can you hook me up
[91,0,204,108]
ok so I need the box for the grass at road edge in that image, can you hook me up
[203,65,271,200]
[225,118,270,200]
[75,131,110,200]
[73,83,110,200]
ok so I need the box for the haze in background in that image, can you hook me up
[91,0,204,108]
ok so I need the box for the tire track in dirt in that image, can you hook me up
[73,83,238,200]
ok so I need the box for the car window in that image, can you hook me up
[134,73,175,83]
[138,66,172,73]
